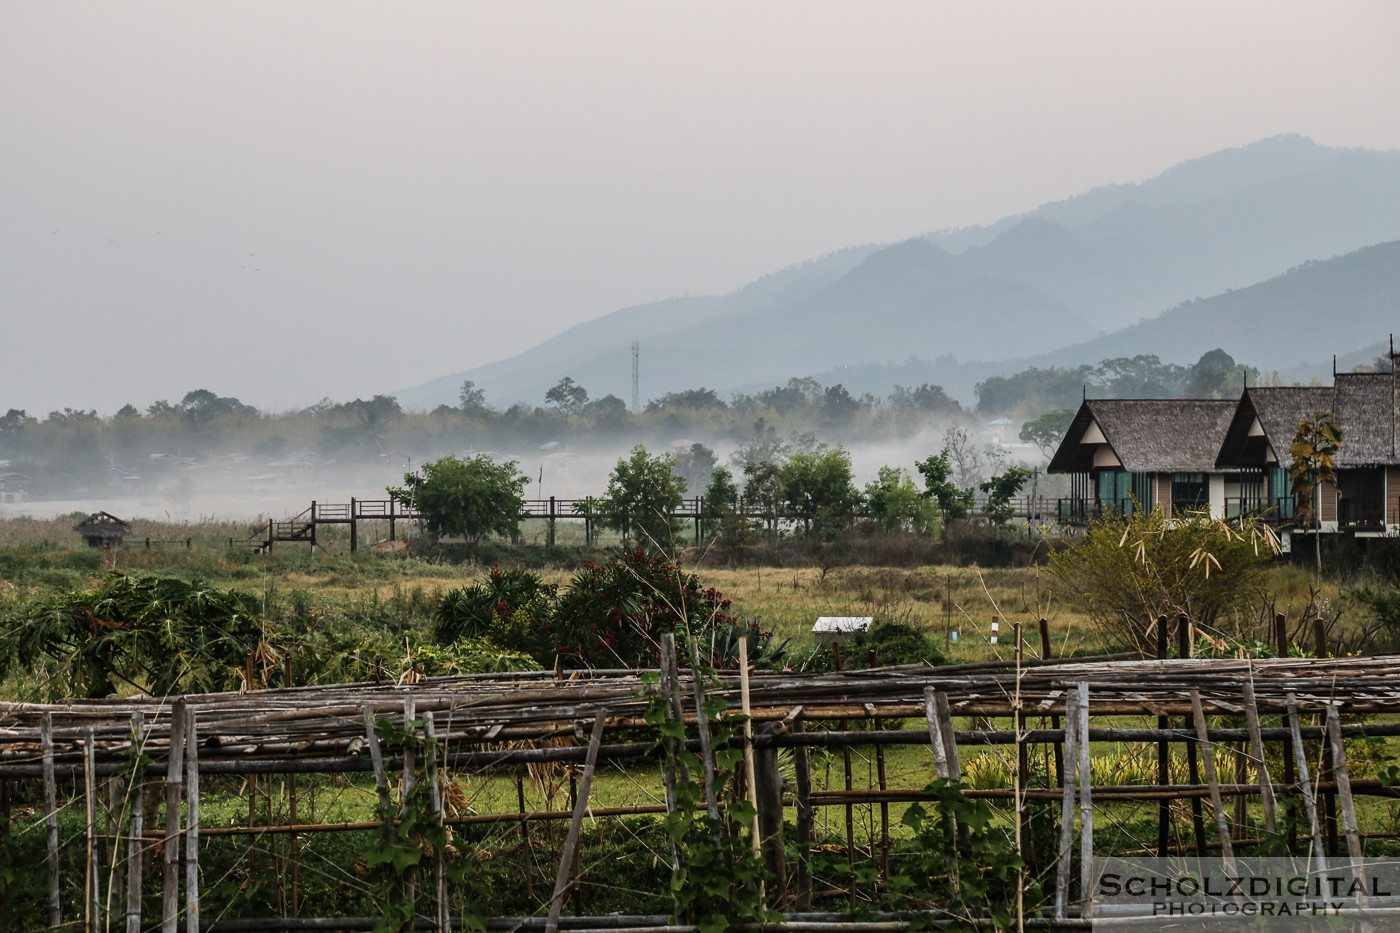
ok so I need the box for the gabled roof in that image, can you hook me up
[72,511,133,537]
[1215,374,1400,469]
[1048,398,1237,474]
[1333,372,1399,466]
[1215,386,1330,469]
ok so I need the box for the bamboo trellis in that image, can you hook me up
[5,647,1400,930]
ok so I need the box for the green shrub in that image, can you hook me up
[1046,507,1278,654]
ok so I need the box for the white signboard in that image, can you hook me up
[812,616,873,644]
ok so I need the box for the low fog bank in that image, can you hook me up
[0,422,1056,528]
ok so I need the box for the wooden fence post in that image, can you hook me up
[1191,689,1236,871]
[85,726,99,933]
[426,712,448,933]
[43,712,60,930]
[1076,683,1092,920]
[1242,679,1276,834]
[1277,612,1296,853]
[126,712,146,933]
[1286,693,1328,874]
[545,714,606,933]
[1179,615,1207,852]
[1326,703,1369,914]
[792,719,813,911]
[185,707,200,932]
[1054,688,1079,921]
[162,700,187,933]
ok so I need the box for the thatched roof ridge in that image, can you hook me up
[72,511,132,537]
[1049,398,1236,473]
[1333,372,1399,466]
[1215,386,1330,468]
[1217,376,1400,468]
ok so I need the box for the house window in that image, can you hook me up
[1268,466,1294,520]
[1172,472,1208,513]
[1339,467,1384,529]
[1098,470,1149,514]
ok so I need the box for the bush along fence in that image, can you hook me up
[4,623,1400,931]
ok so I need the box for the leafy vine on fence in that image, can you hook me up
[641,658,778,933]
[367,716,489,933]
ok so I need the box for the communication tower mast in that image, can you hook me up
[631,341,640,412]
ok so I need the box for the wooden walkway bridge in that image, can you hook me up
[250,495,1066,552]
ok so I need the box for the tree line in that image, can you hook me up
[0,347,1256,500]
[392,438,1036,549]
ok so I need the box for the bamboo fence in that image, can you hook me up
[4,620,1400,931]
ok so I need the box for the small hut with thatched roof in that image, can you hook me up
[73,511,132,548]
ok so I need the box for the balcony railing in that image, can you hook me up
[1056,497,1136,524]
[1224,497,1295,522]
[1338,496,1385,531]
[1171,496,1209,516]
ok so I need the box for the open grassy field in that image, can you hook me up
[2,515,1397,924]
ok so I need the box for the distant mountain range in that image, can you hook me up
[394,135,1400,411]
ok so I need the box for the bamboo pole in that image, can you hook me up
[286,655,299,917]
[689,642,721,824]
[661,634,691,789]
[185,707,201,933]
[162,699,186,933]
[1076,684,1092,920]
[1054,689,1079,921]
[1286,692,1328,873]
[924,688,948,780]
[104,768,119,928]
[933,690,967,855]
[1013,622,1029,903]
[1154,615,1170,856]
[1242,679,1276,834]
[1326,706,1367,882]
[1041,620,1063,787]
[1190,689,1235,869]
[24,716,1400,783]
[401,698,417,912]
[934,692,961,779]
[426,712,448,933]
[43,711,60,931]
[127,712,146,933]
[931,689,965,889]
[1315,619,1340,857]
[85,726,99,933]
[874,710,890,886]
[793,719,813,912]
[516,771,534,904]
[546,713,606,933]
[1277,613,1297,853]
[835,644,855,911]
[658,633,681,895]
[738,637,765,905]
[363,709,395,844]
[1179,617,1207,854]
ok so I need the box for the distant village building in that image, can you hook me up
[0,472,29,504]
[73,511,133,549]
[1047,337,1400,546]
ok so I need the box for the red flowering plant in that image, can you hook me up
[434,567,558,661]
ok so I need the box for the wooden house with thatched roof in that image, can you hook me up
[1048,338,1400,542]
[1215,358,1400,537]
[1047,398,1239,523]
[72,511,132,548]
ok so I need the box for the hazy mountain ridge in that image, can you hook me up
[1030,240,1400,375]
[393,136,1400,412]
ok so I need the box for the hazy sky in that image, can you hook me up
[4,2,1399,414]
